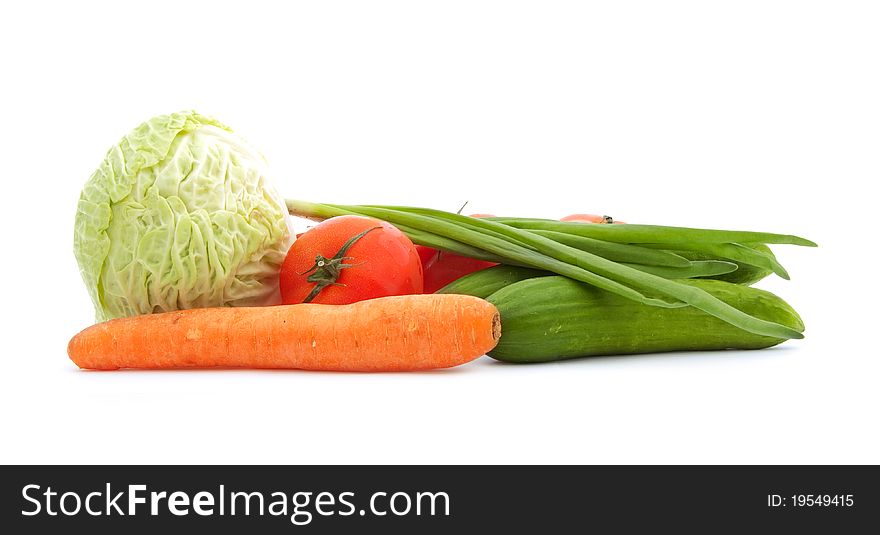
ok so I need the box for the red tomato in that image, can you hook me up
[419,252,497,293]
[280,215,423,305]
[416,214,498,293]
[560,213,625,224]
[417,244,439,266]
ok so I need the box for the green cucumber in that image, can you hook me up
[436,265,549,298]
[486,277,804,363]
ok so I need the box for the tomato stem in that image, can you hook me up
[300,226,381,303]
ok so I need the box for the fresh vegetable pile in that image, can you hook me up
[69,111,814,371]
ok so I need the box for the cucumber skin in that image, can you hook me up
[436,265,549,298]
[486,277,804,363]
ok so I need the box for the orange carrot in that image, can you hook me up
[68,294,500,371]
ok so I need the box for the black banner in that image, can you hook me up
[1,466,875,533]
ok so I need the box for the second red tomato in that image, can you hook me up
[417,213,497,293]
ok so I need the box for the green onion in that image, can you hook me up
[528,229,691,267]
[642,242,790,280]
[622,260,739,279]
[489,217,817,247]
[286,199,809,339]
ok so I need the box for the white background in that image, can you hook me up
[1,1,877,464]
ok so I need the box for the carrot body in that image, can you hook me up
[68,294,501,371]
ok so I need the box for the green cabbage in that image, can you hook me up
[74,111,293,322]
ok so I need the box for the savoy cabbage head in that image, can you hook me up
[74,111,293,322]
